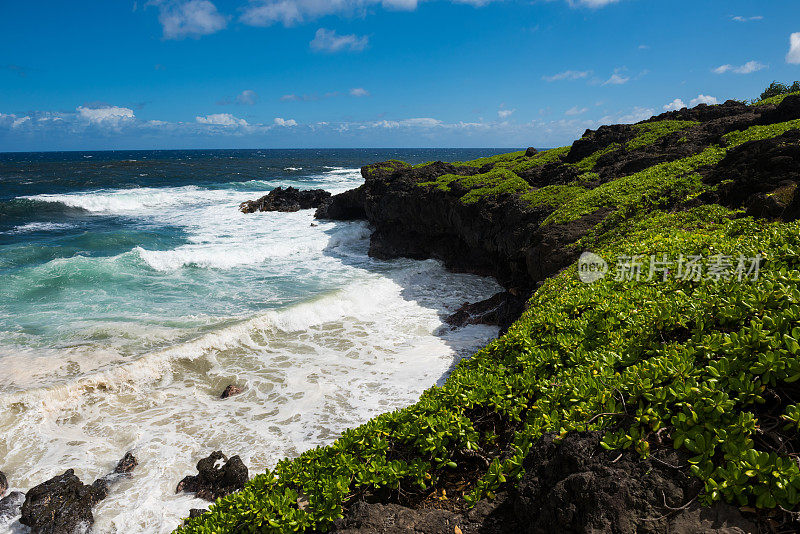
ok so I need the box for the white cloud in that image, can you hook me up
[788,33,800,64]
[196,113,248,126]
[543,70,591,82]
[240,0,509,27]
[731,15,763,22]
[236,90,259,105]
[274,117,298,126]
[498,109,515,119]
[567,0,620,7]
[153,0,227,39]
[565,106,587,116]
[310,28,368,53]
[663,98,685,112]
[689,94,719,106]
[603,73,629,85]
[713,60,766,74]
[349,87,370,97]
[77,106,135,124]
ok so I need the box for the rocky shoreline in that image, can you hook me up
[7,94,800,534]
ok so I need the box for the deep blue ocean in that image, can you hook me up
[0,149,508,532]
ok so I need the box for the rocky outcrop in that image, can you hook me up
[514,432,754,534]
[176,451,248,501]
[20,469,108,534]
[220,384,243,398]
[445,291,528,333]
[17,453,137,534]
[240,187,331,213]
[332,432,755,534]
[0,471,7,496]
[703,129,800,220]
[318,161,543,291]
[316,96,800,306]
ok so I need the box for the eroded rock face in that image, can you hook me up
[703,129,800,221]
[239,187,331,213]
[515,432,755,534]
[20,469,107,534]
[176,451,248,501]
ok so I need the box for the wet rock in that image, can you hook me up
[445,291,528,333]
[0,491,25,520]
[220,384,243,399]
[20,469,107,534]
[176,451,248,501]
[0,471,7,496]
[524,147,538,157]
[239,187,331,213]
[315,186,367,220]
[113,452,138,475]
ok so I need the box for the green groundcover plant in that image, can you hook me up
[177,95,800,534]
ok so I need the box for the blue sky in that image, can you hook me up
[1,0,800,151]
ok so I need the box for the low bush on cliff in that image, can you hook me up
[178,99,800,534]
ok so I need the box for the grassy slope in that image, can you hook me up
[177,98,800,533]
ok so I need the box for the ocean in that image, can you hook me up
[0,149,509,533]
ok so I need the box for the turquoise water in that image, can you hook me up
[0,149,507,532]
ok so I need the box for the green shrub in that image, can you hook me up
[758,81,800,102]
[418,166,531,204]
[626,120,698,150]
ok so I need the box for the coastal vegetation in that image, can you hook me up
[178,88,800,533]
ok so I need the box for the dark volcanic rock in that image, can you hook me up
[524,147,538,157]
[703,129,800,220]
[331,493,520,534]
[645,99,750,124]
[445,291,528,333]
[0,471,6,496]
[20,469,107,534]
[176,451,248,501]
[315,186,367,220]
[220,384,243,399]
[113,452,138,475]
[239,187,331,213]
[564,124,634,163]
[759,94,800,125]
[514,432,755,534]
